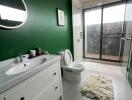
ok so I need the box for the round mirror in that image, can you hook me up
[0,0,28,29]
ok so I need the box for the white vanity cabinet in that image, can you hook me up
[0,60,63,100]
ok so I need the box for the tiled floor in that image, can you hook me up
[62,61,132,100]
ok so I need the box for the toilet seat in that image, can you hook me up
[64,49,73,66]
[62,62,84,72]
[63,49,84,72]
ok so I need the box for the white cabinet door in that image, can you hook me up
[35,79,61,100]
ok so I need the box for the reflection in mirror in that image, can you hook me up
[0,0,27,29]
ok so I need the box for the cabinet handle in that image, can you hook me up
[55,86,58,90]
[20,97,25,100]
[53,72,57,76]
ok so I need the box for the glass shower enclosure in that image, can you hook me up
[122,0,132,87]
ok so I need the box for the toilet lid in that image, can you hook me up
[64,49,73,66]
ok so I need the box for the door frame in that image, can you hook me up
[82,1,126,62]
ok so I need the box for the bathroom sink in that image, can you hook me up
[6,58,47,75]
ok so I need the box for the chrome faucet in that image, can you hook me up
[19,55,23,63]
[15,53,26,63]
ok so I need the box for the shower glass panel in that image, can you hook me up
[84,7,101,59]
[123,0,132,83]
[122,0,132,66]
[122,39,131,66]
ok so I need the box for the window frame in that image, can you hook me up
[83,1,127,62]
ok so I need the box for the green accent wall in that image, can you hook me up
[0,0,73,61]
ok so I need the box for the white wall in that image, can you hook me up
[72,0,83,61]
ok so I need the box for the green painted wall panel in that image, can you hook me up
[0,0,73,61]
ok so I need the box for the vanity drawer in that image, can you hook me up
[4,61,61,100]
[35,79,61,100]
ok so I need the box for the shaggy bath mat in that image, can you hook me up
[81,75,114,100]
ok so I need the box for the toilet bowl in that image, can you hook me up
[60,49,84,82]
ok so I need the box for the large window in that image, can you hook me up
[84,2,126,61]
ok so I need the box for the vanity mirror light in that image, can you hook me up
[0,0,28,29]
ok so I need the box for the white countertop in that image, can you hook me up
[0,55,61,94]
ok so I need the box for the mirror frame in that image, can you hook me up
[0,0,28,29]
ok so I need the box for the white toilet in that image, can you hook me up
[60,49,84,82]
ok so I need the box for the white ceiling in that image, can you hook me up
[79,0,122,8]
[80,0,122,4]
